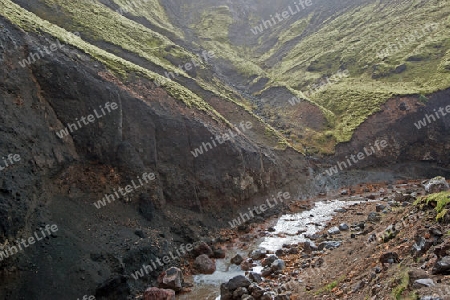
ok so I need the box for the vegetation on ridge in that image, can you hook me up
[0,0,227,123]
[187,0,450,150]
[414,191,450,221]
[2,0,450,153]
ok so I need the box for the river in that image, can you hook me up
[177,197,365,299]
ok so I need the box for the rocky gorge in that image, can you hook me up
[0,0,449,299]
[135,176,450,299]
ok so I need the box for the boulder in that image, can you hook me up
[393,192,411,202]
[224,275,251,291]
[261,266,273,277]
[303,241,318,253]
[192,242,213,257]
[231,254,244,265]
[220,283,233,300]
[261,255,278,267]
[250,284,265,298]
[240,258,254,271]
[143,287,176,300]
[424,176,449,194]
[339,223,349,231]
[431,256,450,275]
[413,279,435,288]
[368,212,381,222]
[212,248,226,259]
[411,236,433,257]
[271,259,286,272]
[249,249,266,260]
[318,241,342,250]
[157,267,183,292]
[376,204,386,212]
[194,254,216,274]
[288,247,299,254]
[327,226,340,235]
[233,287,248,298]
[249,272,262,283]
[379,252,400,264]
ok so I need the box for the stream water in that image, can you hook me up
[177,197,364,299]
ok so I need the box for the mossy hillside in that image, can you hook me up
[183,4,294,149]
[39,0,195,77]
[414,191,450,221]
[111,0,184,38]
[195,78,293,151]
[275,1,450,86]
[0,0,231,125]
[268,0,450,143]
[190,5,265,78]
[256,16,310,64]
[1,0,292,151]
[189,0,450,149]
[11,0,450,153]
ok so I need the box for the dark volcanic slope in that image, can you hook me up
[0,16,308,299]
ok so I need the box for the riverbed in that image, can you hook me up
[177,197,365,299]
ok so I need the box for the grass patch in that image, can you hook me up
[391,270,409,300]
[314,280,338,295]
[314,276,345,295]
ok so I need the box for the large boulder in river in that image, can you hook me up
[220,275,251,300]
[424,176,449,194]
[212,247,226,258]
[144,287,175,300]
[261,255,278,267]
[157,267,183,291]
[194,254,216,274]
[249,248,266,260]
[231,254,244,265]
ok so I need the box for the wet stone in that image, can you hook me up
[327,226,340,235]
[338,223,349,231]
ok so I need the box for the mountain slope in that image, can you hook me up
[5,0,450,153]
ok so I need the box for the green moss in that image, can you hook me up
[437,209,448,221]
[314,280,339,295]
[265,0,450,147]
[0,0,231,125]
[414,191,450,221]
[4,0,450,154]
[418,94,428,103]
[111,0,184,38]
[190,6,264,77]
[257,17,310,63]
[392,271,409,300]
[38,0,193,76]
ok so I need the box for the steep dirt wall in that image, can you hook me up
[334,90,450,168]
